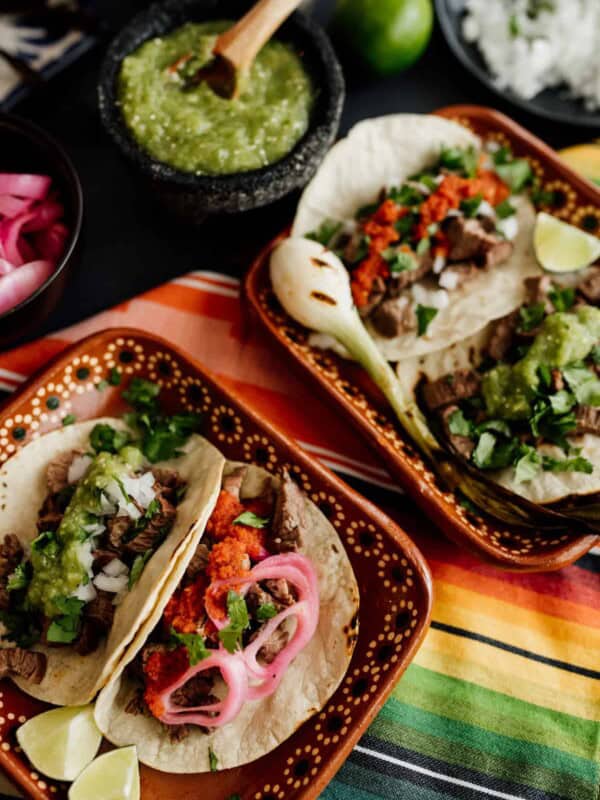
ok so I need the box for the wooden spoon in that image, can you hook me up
[190,0,303,99]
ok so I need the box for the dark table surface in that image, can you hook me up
[12,0,595,347]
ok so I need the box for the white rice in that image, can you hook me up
[463,0,600,110]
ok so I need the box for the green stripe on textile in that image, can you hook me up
[322,758,454,800]
[371,705,595,800]
[395,665,599,761]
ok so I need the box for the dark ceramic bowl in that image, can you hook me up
[0,114,82,348]
[98,0,345,224]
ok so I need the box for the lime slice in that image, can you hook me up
[533,212,600,273]
[69,746,140,800]
[17,705,102,782]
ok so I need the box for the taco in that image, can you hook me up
[412,271,600,514]
[0,386,225,706]
[292,114,540,360]
[94,461,359,773]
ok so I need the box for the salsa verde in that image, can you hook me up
[117,21,314,175]
[482,306,600,420]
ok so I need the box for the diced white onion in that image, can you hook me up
[103,558,129,578]
[439,270,461,291]
[68,454,92,484]
[76,542,95,575]
[100,491,117,516]
[433,255,446,274]
[82,522,105,538]
[122,472,156,510]
[93,573,128,594]
[72,581,97,603]
[446,208,461,217]
[497,215,519,240]
[477,200,495,218]
[103,479,141,521]
[411,284,449,309]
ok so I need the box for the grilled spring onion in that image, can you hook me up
[270,237,597,533]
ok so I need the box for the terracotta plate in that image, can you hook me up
[0,328,432,800]
[244,104,600,572]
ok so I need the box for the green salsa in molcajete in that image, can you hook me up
[117,21,315,175]
[482,306,600,421]
[27,452,131,617]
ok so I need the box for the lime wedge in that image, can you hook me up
[533,212,600,273]
[69,746,140,800]
[17,705,102,782]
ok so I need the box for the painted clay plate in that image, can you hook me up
[244,105,600,572]
[0,328,432,800]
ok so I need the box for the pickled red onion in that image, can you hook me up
[153,649,248,728]
[0,173,51,199]
[0,173,68,314]
[0,260,53,314]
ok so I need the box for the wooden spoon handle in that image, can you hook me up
[214,0,303,73]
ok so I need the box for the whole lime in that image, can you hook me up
[333,0,434,75]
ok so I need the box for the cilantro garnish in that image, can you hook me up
[472,432,519,470]
[518,303,546,333]
[347,235,371,265]
[31,531,58,554]
[495,159,532,193]
[495,199,516,219]
[548,390,576,415]
[170,628,210,666]
[218,592,250,654]
[508,14,520,37]
[562,364,600,406]
[256,603,278,621]
[388,184,424,206]
[416,305,438,337]
[109,367,122,386]
[591,345,600,366]
[0,608,40,648]
[537,364,552,389]
[233,511,270,529]
[439,145,478,177]
[548,285,575,312]
[514,447,540,484]
[416,237,431,256]
[306,220,342,248]
[460,194,483,218]
[355,202,379,219]
[128,549,153,589]
[123,378,202,463]
[47,596,85,644]
[208,748,218,772]
[542,455,593,474]
[7,562,30,593]
[62,414,76,427]
[394,213,416,237]
[381,248,417,274]
[448,409,473,437]
[96,380,109,392]
[90,423,130,455]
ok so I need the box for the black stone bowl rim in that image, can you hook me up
[97,0,345,201]
[0,113,83,324]
[435,0,600,128]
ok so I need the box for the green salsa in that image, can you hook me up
[27,452,130,617]
[117,21,314,175]
[482,307,600,420]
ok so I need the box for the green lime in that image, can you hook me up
[69,746,140,800]
[333,0,434,75]
[534,212,600,273]
[16,705,102,782]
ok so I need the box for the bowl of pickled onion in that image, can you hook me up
[0,113,82,346]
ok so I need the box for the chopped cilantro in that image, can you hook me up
[472,432,496,468]
[508,14,520,36]
[548,285,575,312]
[394,213,416,237]
[460,194,483,218]
[109,367,122,386]
[537,364,552,389]
[355,202,379,219]
[7,562,30,592]
[591,345,600,366]
[31,530,58,554]
[542,455,593,474]
[0,608,40,648]
[218,591,250,654]
[495,199,516,219]
[47,596,85,644]
[492,145,513,165]
[170,628,210,666]
[96,379,109,392]
[256,602,278,621]
[209,747,218,772]
[347,235,371,265]
[381,248,417,274]
[128,549,153,589]
[122,378,160,412]
[388,183,424,206]
[549,390,576,415]
[495,159,532,192]
[416,305,438,337]
[472,432,519,470]
[416,237,431,256]
[439,145,478,177]
[233,511,270,528]
[306,220,342,247]
[562,364,600,406]
[518,302,545,332]
[514,447,541,484]
[62,414,76,427]
[475,419,512,437]
[447,408,473,437]
[90,423,130,454]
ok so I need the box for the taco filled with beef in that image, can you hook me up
[412,271,600,512]
[94,461,359,773]
[292,114,540,360]
[0,380,225,705]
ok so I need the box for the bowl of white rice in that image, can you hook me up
[436,0,600,126]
